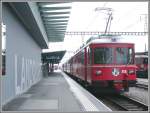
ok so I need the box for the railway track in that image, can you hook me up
[97,94,148,111]
[135,83,148,90]
[66,73,148,111]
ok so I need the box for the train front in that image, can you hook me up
[90,42,137,93]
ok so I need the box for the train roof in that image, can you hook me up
[86,34,134,45]
[135,52,148,55]
[65,34,135,63]
[73,35,133,56]
[135,55,148,58]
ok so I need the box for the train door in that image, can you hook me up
[86,47,92,84]
[84,48,87,81]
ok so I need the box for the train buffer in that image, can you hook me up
[2,70,112,112]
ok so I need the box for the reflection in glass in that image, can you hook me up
[2,23,6,75]
[116,48,134,64]
[94,48,113,64]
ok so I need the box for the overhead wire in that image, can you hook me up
[85,2,108,31]
[122,17,142,31]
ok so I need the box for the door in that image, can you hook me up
[86,47,92,84]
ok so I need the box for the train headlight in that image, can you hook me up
[96,70,102,76]
[128,70,135,74]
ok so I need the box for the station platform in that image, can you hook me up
[136,78,148,86]
[2,70,111,112]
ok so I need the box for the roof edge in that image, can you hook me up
[8,2,49,49]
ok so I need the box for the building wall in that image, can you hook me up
[2,4,43,105]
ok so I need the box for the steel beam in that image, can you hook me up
[43,16,69,19]
[41,11,70,15]
[39,7,71,11]
[43,19,68,22]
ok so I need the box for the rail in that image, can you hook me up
[135,83,148,90]
[99,95,148,111]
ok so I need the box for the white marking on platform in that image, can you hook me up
[62,72,105,111]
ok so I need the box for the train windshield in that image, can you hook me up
[116,48,134,64]
[94,47,134,65]
[94,48,113,64]
[135,57,148,64]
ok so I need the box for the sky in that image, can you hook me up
[42,2,148,64]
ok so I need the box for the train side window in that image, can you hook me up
[135,58,141,64]
[89,48,92,64]
[88,49,90,64]
[81,50,84,64]
[143,58,148,64]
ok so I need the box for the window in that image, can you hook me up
[81,50,84,64]
[2,23,6,76]
[143,58,148,64]
[116,48,127,64]
[116,48,134,64]
[128,48,134,64]
[135,58,142,64]
[88,48,92,64]
[94,48,113,64]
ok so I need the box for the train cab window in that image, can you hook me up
[128,48,134,64]
[116,48,133,64]
[94,48,113,64]
[116,48,127,64]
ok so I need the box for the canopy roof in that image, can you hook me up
[37,2,72,42]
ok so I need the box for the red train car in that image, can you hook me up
[63,35,137,93]
[135,53,148,78]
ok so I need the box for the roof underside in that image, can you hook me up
[37,2,72,42]
[42,51,66,64]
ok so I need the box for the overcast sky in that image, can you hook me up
[42,2,148,64]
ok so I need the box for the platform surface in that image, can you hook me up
[2,70,111,112]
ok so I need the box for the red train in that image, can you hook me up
[135,52,148,78]
[63,35,137,93]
